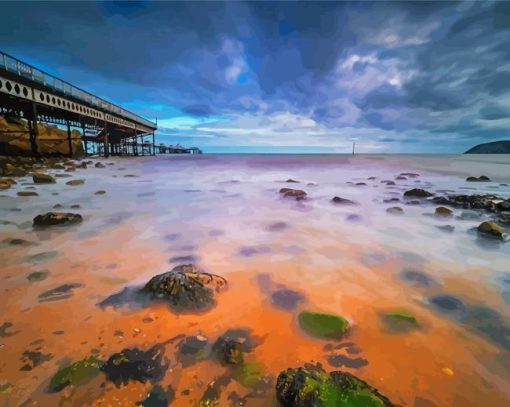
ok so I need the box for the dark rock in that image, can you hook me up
[95,190,106,195]
[400,270,437,288]
[429,294,465,313]
[435,206,453,216]
[38,283,83,302]
[331,196,356,205]
[20,350,53,371]
[101,345,169,387]
[386,206,403,215]
[279,188,307,200]
[268,221,288,231]
[276,363,394,406]
[2,237,34,246]
[0,321,19,337]
[17,191,38,197]
[395,176,407,180]
[212,329,260,365]
[140,385,174,407]
[400,172,419,177]
[381,180,395,185]
[327,354,369,369]
[27,271,49,282]
[466,176,491,182]
[355,182,367,186]
[94,162,105,168]
[404,188,434,198]
[33,212,82,227]
[286,179,300,183]
[271,289,305,310]
[477,221,508,241]
[66,179,85,186]
[436,225,455,233]
[32,173,55,184]
[432,194,510,212]
[141,264,227,311]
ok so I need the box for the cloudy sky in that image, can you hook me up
[1,1,509,153]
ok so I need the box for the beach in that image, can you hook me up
[1,154,510,406]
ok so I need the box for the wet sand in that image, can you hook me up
[1,154,510,406]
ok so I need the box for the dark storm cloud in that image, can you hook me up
[1,1,510,152]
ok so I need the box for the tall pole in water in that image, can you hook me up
[352,142,356,155]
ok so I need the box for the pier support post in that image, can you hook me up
[141,134,145,156]
[152,132,155,155]
[28,102,39,157]
[82,123,88,157]
[66,120,73,158]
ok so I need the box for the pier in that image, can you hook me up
[157,143,202,155]
[0,50,157,158]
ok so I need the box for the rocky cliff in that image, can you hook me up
[464,140,510,154]
[0,115,84,157]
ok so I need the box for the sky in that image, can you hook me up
[1,1,510,153]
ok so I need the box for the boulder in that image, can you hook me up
[331,196,356,205]
[0,178,14,190]
[403,188,433,198]
[17,191,39,197]
[466,176,491,182]
[435,207,453,216]
[141,264,227,311]
[477,221,508,241]
[386,206,403,215]
[432,194,510,212]
[66,179,85,186]
[279,188,307,200]
[33,212,83,227]
[276,363,394,407]
[101,345,169,387]
[32,173,56,184]
[94,162,105,168]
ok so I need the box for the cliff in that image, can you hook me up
[0,115,84,157]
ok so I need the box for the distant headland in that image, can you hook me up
[464,140,510,154]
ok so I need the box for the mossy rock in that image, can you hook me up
[276,363,394,407]
[233,362,265,387]
[48,356,104,392]
[382,311,417,324]
[298,311,349,339]
[380,311,419,334]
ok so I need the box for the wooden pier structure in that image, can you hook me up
[0,50,157,158]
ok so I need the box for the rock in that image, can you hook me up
[101,345,169,387]
[17,191,38,197]
[140,385,174,407]
[33,212,83,227]
[48,356,104,392]
[433,194,510,212]
[2,237,34,246]
[32,173,55,184]
[386,206,403,215]
[466,176,491,182]
[331,196,356,205]
[404,188,434,198]
[395,176,407,180]
[141,264,227,311]
[38,283,83,302]
[213,337,244,365]
[477,221,508,241]
[54,173,72,178]
[76,162,87,169]
[436,225,455,233]
[286,179,300,183]
[27,271,49,282]
[0,178,15,190]
[435,207,453,216]
[381,311,419,333]
[400,172,419,177]
[279,188,307,200]
[95,190,106,195]
[298,311,349,339]
[271,289,305,310]
[276,363,394,407]
[94,162,105,168]
[355,182,367,186]
[66,179,85,186]
[381,180,395,185]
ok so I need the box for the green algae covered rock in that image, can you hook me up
[233,361,266,387]
[477,221,508,241]
[276,363,394,407]
[48,356,104,392]
[298,311,349,339]
[382,311,417,324]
